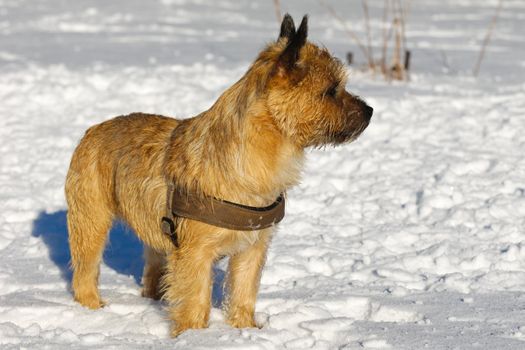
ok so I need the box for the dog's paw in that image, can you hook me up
[228,318,257,329]
[171,326,185,338]
[227,307,257,329]
[75,294,106,309]
[141,288,162,300]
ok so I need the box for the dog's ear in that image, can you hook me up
[278,15,308,71]
[278,13,296,41]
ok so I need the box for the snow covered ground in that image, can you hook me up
[1,0,525,348]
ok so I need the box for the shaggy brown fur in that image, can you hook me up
[65,14,372,337]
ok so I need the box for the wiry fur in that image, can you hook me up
[65,14,372,336]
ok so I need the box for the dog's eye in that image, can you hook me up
[325,84,338,98]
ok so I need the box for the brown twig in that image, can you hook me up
[392,18,403,80]
[473,0,503,76]
[318,0,371,65]
[400,0,412,54]
[394,0,406,56]
[273,0,282,23]
[380,0,391,74]
[362,0,375,70]
[395,0,410,80]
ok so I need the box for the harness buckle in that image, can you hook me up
[161,216,179,248]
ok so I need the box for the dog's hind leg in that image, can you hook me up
[141,246,166,300]
[67,202,112,309]
[66,158,113,309]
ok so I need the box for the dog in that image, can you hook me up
[65,14,372,337]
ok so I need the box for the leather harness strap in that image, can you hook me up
[161,184,285,247]
[161,182,179,247]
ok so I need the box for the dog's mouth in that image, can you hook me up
[309,104,372,147]
[329,120,370,145]
[327,101,373,145]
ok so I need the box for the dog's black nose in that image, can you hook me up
[364,105,373,120]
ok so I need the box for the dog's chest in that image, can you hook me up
[216,229,265,256]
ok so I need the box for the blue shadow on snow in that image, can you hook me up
[31,210,144,284]
[31,210,225,306]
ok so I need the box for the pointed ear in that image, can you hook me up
[278,15,308,71]
[278,13,296,41]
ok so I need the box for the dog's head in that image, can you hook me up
[261,14,372,148]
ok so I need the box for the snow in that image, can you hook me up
[1,0,525,348]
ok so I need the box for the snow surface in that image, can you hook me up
[1,0,525,349]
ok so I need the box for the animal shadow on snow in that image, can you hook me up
[31,210,226,306]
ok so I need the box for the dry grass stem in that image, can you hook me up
[273,0,282,23]
[473,0,503,76]
[381,0,391,74]
[319,0,410,81]
[362,0,375,70]
[318,0,371,64]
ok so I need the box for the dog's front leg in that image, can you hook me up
[225,229,272,329]
[141,246,166,300]
[164,241,217,337]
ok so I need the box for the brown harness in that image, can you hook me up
[161,183,285,247]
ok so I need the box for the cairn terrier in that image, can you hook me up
[65,14,372,336]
